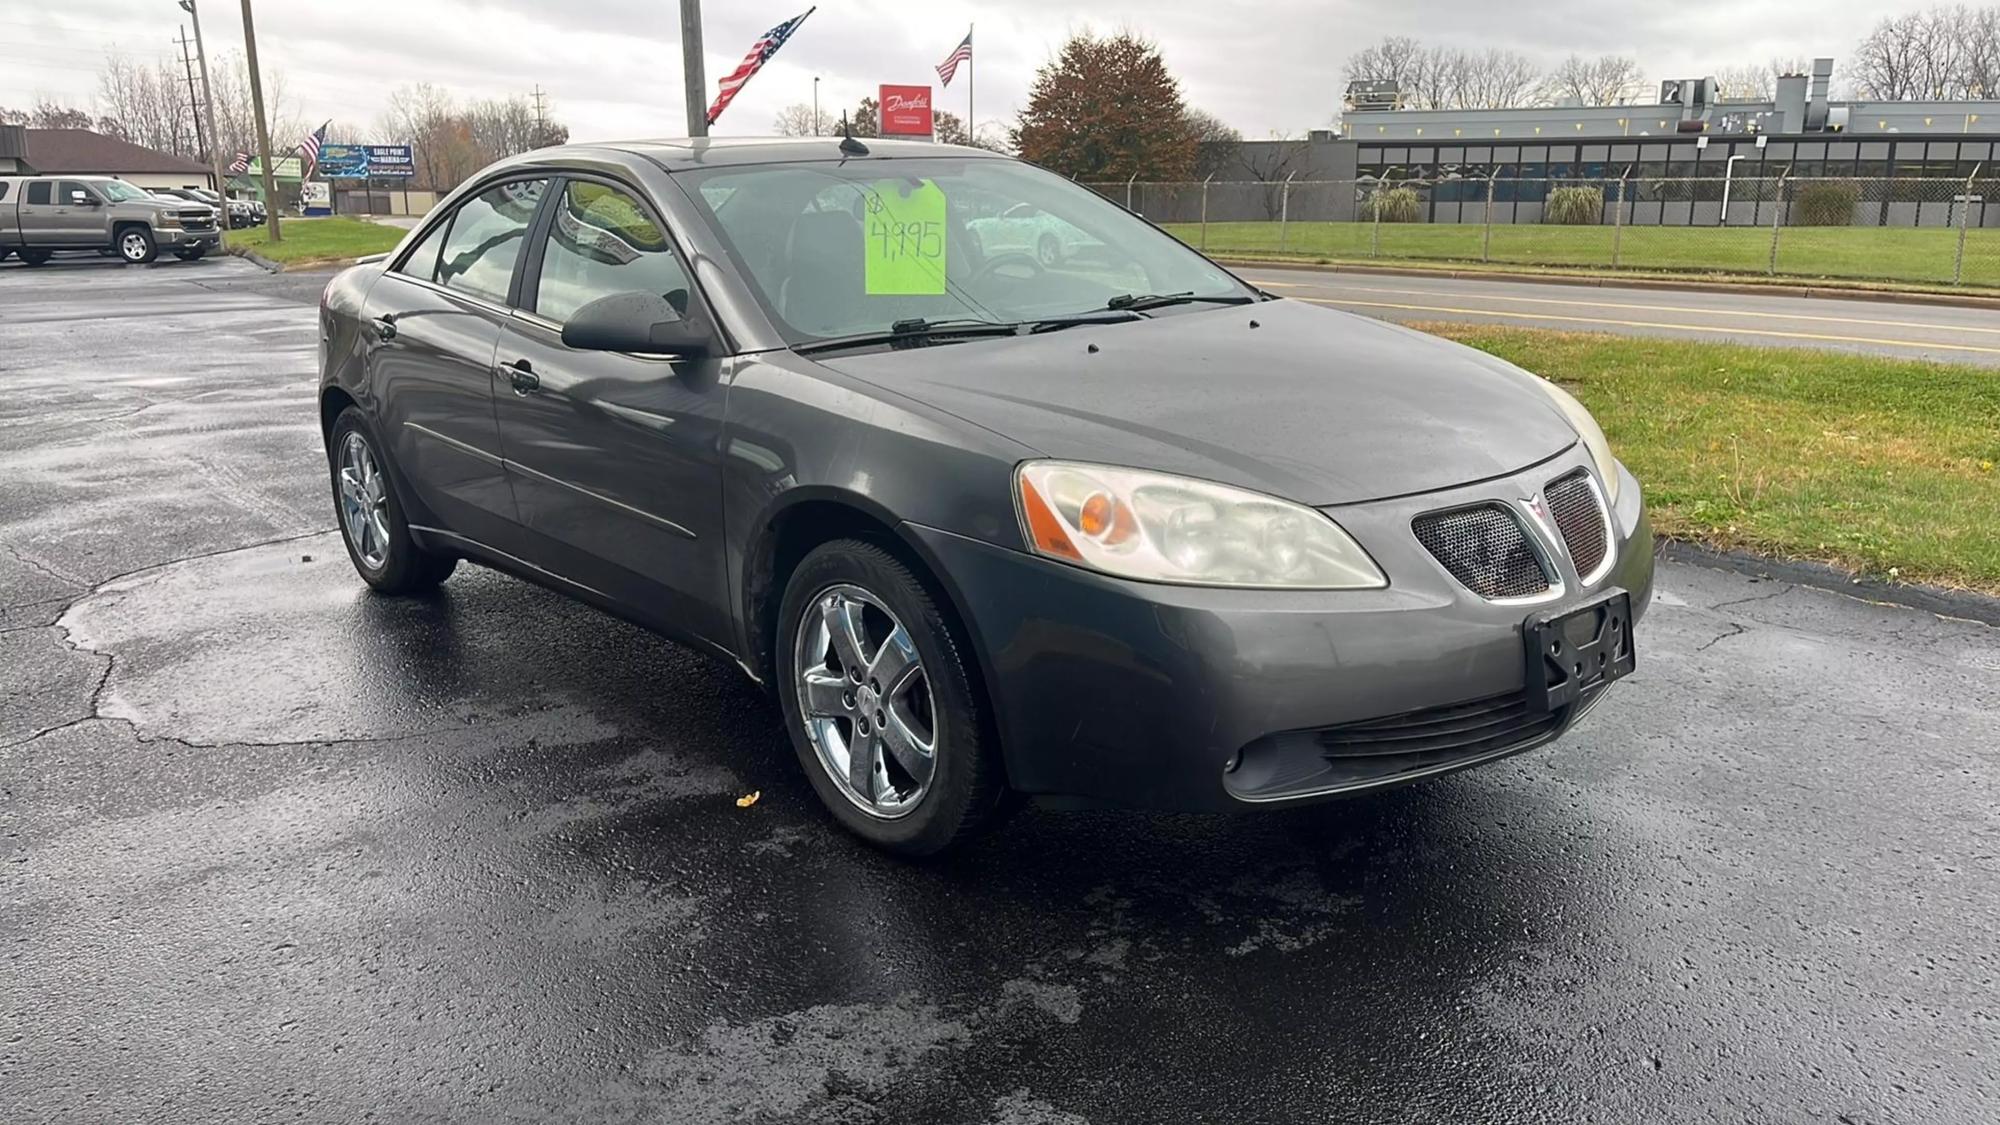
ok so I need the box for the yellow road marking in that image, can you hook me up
[1295,296,2000,357]
[1254,278,2000,335]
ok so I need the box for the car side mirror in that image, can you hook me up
[561,292,711,359]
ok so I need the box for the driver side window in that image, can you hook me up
[531,180,693,324]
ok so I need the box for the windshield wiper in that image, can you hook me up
[794,317,1023,355]
[1104,292,1259,313]
[1025,310,1144,334]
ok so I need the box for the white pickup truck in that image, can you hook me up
[0,175,222,265]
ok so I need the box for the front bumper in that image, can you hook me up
[908,450,1654,812]
[159,227,221,249]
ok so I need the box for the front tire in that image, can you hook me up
[328,408,456,595]
[116,226,158,264]
[777,539,1006,856]
[1035,232,1062,267]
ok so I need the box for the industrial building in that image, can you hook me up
[1219,58,2000,227]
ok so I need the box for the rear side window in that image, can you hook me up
[532,181,692,324]
[397,218,451,283]
[435,178,548,305]
[27,181,50,205]
[0,183,9,202]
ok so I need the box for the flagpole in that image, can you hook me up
[968,24,975,147]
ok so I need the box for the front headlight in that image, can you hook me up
[1016,461,1386,589]
[1534,378,1621,503]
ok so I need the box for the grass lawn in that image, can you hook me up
[1411,323,2000,593]
[1164,221,2000,290]
[227,217,405,266]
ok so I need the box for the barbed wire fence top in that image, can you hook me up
[1083,173,2000,287]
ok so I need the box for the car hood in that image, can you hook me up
[813,298,1578,506]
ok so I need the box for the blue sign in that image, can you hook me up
[317,144,368,178]
[364,145,415,179]
[314,143,416,179]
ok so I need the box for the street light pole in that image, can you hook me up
[680,0,707,137]
[237,0,280,240]
[813,76,820,135]
[178,1,230,217]
[1720,152,1745,226]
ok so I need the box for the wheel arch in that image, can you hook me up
[742,490,1008,768]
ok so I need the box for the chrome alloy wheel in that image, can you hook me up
[119,231,150,262]
[795,584,938,818]
[336,431,391,570]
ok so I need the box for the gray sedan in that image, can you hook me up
[315,137,1652,854]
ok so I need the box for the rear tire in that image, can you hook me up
[777,539,1007,856]
[1036,232,1062,267]
[17,249,50,266]
[328,407,457,595]
[116,226,158,264]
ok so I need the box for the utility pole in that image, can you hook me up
[174,27,205,159]
[680,0,707,137]
[238,0,281,241]
[179,0,230,209]
[531,84,548,144]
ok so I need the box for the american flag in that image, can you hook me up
[936,29,972,87]
[706,8,815,126]
[228,150,250,175]
[299,122,328,177]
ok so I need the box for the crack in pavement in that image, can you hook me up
[3,542,85,592]
[1706,582,1796,613]
[1,527,337,752]
[1694,622,1749,652]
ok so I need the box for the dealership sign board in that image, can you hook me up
[315,143,416,179]
[878,85,933,137]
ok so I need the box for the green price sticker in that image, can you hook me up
[863,178,947,295]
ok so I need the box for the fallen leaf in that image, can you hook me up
[735,791,761,808]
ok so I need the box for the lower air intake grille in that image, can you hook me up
[1412,505,1550,600]
[1316,688,1560,763]
[1544,470,1609,580]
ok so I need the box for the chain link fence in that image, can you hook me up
[1086,175,2000,288]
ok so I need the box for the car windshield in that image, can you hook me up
[97,181,151,203]
[677,156,1252,343]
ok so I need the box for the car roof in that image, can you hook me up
[492,136,1006,176]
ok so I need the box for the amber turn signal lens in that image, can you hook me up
[1019,475,1082,560]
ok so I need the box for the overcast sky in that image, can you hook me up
[0,1,1914,144]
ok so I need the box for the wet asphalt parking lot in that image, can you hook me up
[3,255,1998,1125]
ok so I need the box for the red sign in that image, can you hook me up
[878,84,934,136]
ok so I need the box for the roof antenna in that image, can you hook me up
[838,112,869,156]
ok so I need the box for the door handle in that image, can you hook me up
[372,314,398,341]
[501,360,540,395]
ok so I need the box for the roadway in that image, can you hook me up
[1238,265,2000,365]
[4,256,1998,1124]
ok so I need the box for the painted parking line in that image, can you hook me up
[1255,278,2000,335]
[1294,295,2000,357]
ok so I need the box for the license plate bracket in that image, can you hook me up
[1523,588,1636,714]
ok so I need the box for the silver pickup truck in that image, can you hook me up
[0,175,222,266]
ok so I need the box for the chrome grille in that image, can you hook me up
[1412,505,1551,600]
[178,210,216,231]
[1545,471,1609,580]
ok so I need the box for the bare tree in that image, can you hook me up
[1540,54,1646,106]
[0,98,123,133]
[771,102,832,136]
[1343,37,1542,110]
[97,55,199,158]
[1852,7,1978,99]
[1186,108,1241,178]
